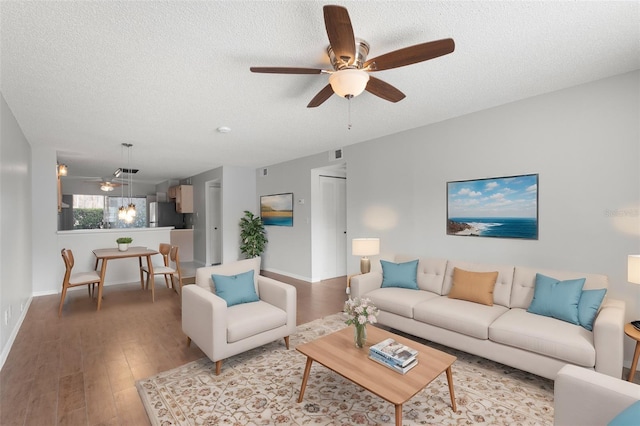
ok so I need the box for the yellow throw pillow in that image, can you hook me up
[448,267,498,306]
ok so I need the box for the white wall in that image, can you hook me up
[190,166,256,266]
[345,71,640,366]
[260,71,640,369]
[256,153,342,281]
[0,93,33,367]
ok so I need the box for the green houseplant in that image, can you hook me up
[116,237,132,251]
[239,211,267,258]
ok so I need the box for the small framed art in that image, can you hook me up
[260,193,293,226]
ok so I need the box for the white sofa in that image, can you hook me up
[351,255,625,380]
[182,257,297,374]
[554,364,640,425]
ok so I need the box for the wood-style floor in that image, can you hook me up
[0,273,347,426]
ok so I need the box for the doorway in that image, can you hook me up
[206,181,222,266]
[311,164,347,281]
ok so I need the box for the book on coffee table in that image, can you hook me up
[369,351,418,374]
[370,338,418,367]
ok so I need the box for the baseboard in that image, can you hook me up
[0,296,32,371]
[262,268,312,283]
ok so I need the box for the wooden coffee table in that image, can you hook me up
[296,326,457,425]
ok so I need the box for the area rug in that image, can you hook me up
[136,313,554,425]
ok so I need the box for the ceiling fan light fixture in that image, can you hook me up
[329,69,370,98]
[100,183,114,192]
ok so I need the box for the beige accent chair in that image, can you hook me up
[182,257,296,375]
[554,364,640,425]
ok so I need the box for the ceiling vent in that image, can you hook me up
[329,148,343,161]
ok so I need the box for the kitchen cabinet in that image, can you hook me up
[174,185,193,213]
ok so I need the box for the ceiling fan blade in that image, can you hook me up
[250,67,323,74]
[365,76,406,103]
[307,84,335,108]
[323,5,356,66]
[364,38,455,72]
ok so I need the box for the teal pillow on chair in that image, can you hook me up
[212,270,259,307]
[608,401,640,426]
[380,259,419,290]
[527,273,585,325]
[577,288,607,331]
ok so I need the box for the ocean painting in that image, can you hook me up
[260,193,293,226]
[447,174,538,239]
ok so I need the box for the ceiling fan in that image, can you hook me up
[82,177,127,192]
[250,5,455,108]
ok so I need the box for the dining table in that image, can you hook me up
[92,246,159,309]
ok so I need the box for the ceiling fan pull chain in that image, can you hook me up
[347,94,353,130]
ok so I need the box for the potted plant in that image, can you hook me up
[116,237,133,251]
[239,211,267,258]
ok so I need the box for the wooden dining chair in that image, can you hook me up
[140,243,171,290]
[59,248,103,317]
[140,243,182,301]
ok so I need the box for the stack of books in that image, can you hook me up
[369,338,419,374]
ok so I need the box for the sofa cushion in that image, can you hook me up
[490,308,596,367]
[195,257,261,295]
[608,401,640,426]
[443,260,514,308]
[448,267,498,306]
[366,287,439,318]
[527,274,585,325]
[226,300,287,343]
[381,259,419,289]
[212,270,259,307]
[395,255,447,294]
[511,266,608,309]
[578,288,607,331]
[414,297,508,340]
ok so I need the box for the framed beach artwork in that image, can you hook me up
[260,193,294,226]
[447,174,539,239]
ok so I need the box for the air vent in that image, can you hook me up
[121,168,139,174]
[329,148,343,161]
[262,168,268,176]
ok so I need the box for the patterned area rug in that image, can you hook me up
[136,314,554,425]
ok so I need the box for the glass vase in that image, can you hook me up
[354,323,367,348]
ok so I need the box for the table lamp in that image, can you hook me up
[629,255,640,326]
[352,238,380,274]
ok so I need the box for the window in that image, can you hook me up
[68,195,147,229]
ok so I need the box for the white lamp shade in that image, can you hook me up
[329,69,370,98]
[628,255,640,284]
[352,238,380,256]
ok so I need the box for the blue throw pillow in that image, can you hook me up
[608,401,640,426]
[527,273,585,325]
[380,259,419,290]
[578,288,607,331]
[212,270,259,307]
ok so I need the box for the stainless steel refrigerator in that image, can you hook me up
[148,202,185,228]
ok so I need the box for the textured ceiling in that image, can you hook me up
[1,1,638,187]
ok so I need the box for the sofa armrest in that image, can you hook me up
[257,275,297,333]
[350,272,383,298]
[554,364,640,426]
[593,298,626,378]
[182,284,228,362]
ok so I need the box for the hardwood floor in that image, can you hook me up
[0,274,347,426]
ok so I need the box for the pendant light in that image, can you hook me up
[124,143,135,223]
[118,143,135,223]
